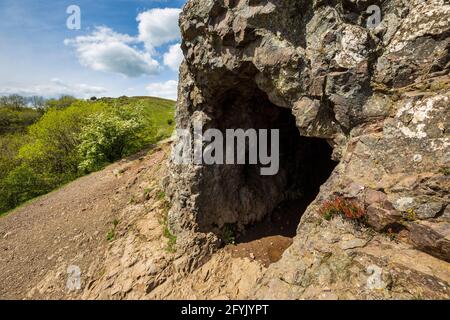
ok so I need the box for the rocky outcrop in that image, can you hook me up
[166,0,450,299]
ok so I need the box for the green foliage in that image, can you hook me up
[77,106,146,172]
[106,219,120,241]
[0,107,42,134]
[157,192,177,253]
[143,188,152,199]
[0,96,175,215]
[0,134,28,180]
[106,229,115,241]
[19,101,108,176]
[223,224,237,245]
[163,226,177,253]
[0,164,53,212]
[44,95,77,110]
[157,190,166,200]
[99,96,175,141]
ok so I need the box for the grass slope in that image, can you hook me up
[100,96,176,140]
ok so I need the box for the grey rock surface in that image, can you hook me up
[165,0,450,299]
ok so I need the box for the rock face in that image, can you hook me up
[166,0,450,298]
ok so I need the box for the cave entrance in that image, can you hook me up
[196,77,337,266]
[236,136,336,242]
[228,122,338,267]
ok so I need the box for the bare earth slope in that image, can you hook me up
[0,146,168,299]
[0,143,265,300]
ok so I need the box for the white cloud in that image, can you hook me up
[64,8,182,79]
[64,26,160,77]
[0,78,107,98]
[163,43,184,71]
[146,80,178,100]
[137,8,182,52]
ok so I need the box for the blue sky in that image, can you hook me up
[0,0,187,100]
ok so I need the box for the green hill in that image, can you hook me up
[0,95,176,215]
[98,96,176,140]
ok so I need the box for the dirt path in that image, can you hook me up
[0,147,167,299]
[228,199,312,267]
[0,141,295,300]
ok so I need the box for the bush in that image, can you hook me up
[0,107,42,134]
[44,95,77,110]
[0,133,28,180]
[319,197,365,221]
[223,224,237,245]
[0,101,110,214]
[0,164,53,212]
[77,106,146,172]
[0,96,174,214]
[18,101,109,175]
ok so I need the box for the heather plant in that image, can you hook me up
[319,197,365,221]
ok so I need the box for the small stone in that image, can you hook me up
[393,197,415,211]
[365,189,387,205]
[413,154,423,163]
[366,204,402,231]
[340,238,368,250]
[345,183,366,198]
[416,202,443,219]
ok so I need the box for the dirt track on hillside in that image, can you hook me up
[0,142,293,300]
[0,148,167,299]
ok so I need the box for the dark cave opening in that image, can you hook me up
[197,82,338,259]
[223,98,338,266]
[236,136,337,243]
[228,103,338,267]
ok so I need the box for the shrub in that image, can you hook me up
[18,101,109,175]
[45,95,77,110]
[157,190,166,200]
[0,164,53,211]
[319,197,365,221]
[0,97,174,214]
[106,219,119,241]
[163,226,177,253]
[0,107,42,134]
[77,106,145,173]
[0,133,28,180]
[223,223,237,245]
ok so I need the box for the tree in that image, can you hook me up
[18,101,109,175]
[45,95,77,109]
[77,106,145,172]
[0,95,27,110]
[29,96,46,110]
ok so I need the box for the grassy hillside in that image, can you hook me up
[99,96,175,140]
[0,95,175,215]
